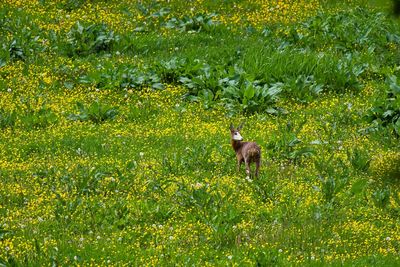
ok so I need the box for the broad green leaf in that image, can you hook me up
[351,179,367,195]
[244,84,255,99]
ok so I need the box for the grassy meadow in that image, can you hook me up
[2,0,400,265]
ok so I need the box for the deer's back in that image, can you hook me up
[241,142,261,162]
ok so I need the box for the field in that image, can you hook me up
[1,0,400,265]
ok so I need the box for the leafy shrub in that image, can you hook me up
[222,81,283,114]
[0,9,46,63]
[156,57,189,83]
[165,13,218,32]
[3,29,46,63]
[366,76,400,135]
[65,22,118,56]
[7,40,25,61]
[282,75,323,103]
[164,60,284,114]
[79,63,163,90]
[68,101,119,124]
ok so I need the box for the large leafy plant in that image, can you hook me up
[68,101,119,124]
[65,22,118,56]
[367,75,400,135]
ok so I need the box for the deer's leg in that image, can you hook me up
[237,159,242,173]
[255,159,260,178]
[245,159,251,177]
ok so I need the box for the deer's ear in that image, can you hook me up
[238,122,245,131]
[230,123,234,131]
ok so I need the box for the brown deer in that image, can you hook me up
[230,123,261,178]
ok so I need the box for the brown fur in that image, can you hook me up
[230,124,261,178]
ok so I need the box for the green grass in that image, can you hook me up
[1,0,400,266]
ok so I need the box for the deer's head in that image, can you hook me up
[230,123,244,141]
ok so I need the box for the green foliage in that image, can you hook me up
[315,156,349,203]
[18,98,58,129]
[65,22,118,56]
[372,187,391,209]
[3,1,400,265]
[284,7,397,54]
[347,148,371,173]
[165,13,218,32]
[0,109,16,129]
[221,75,283,114]
[1,13,46,63]
[57,0,86,11]
[370,152,400,182]
[20,107,58,129]
[126,100,159,122]
[59,165,108,196]
[283,75,323,103]
[7,39,25,61]
[68,101,119,124]
[267,120,315,163]
[367,76,400,135]
[79,62,163,90]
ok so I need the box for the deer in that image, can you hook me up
[230,123,261,179]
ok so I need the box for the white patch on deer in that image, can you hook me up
[233,132,243,141]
